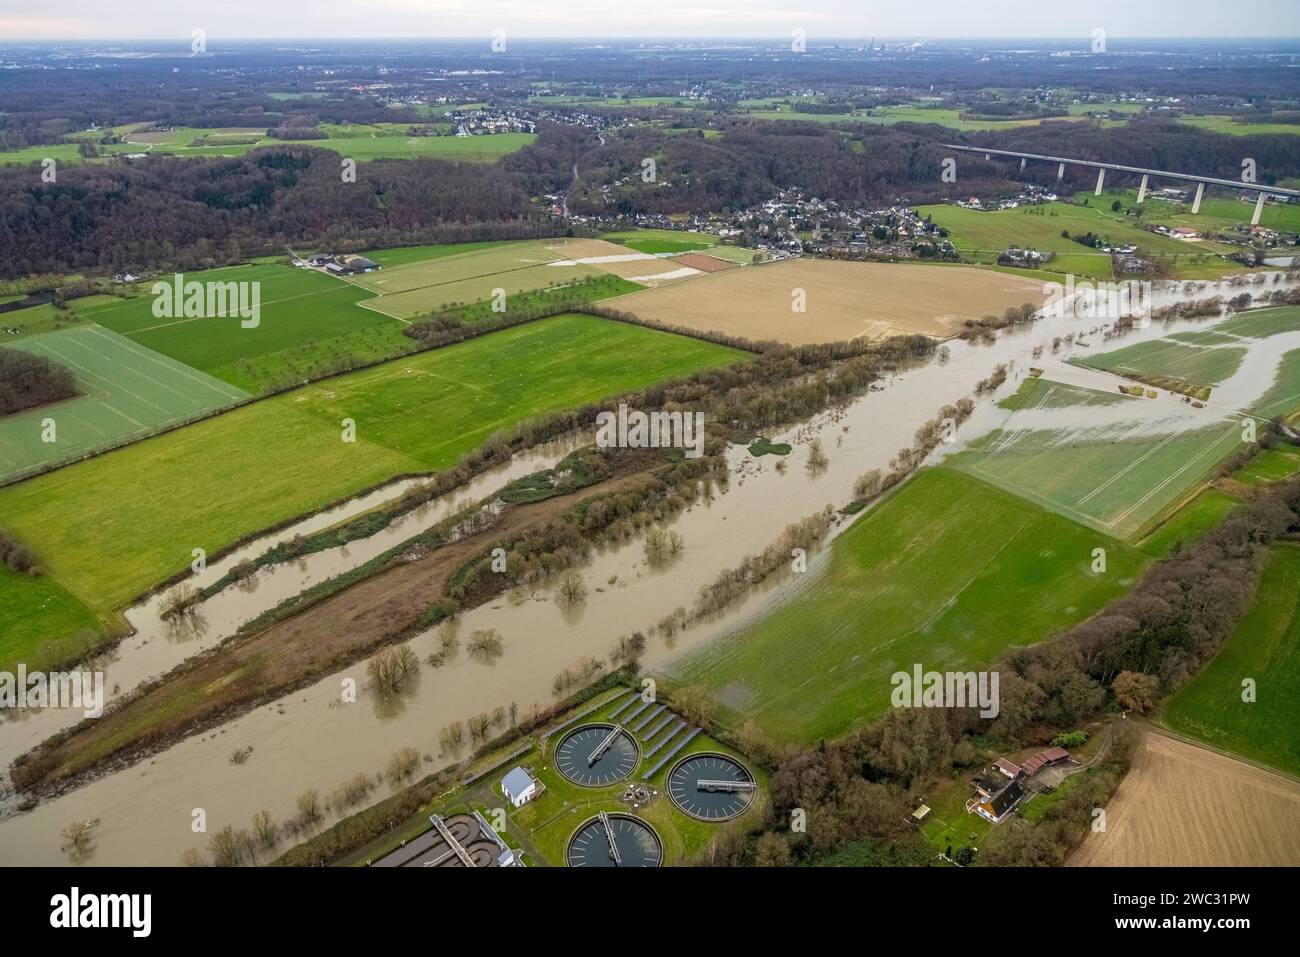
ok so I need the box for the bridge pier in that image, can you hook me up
[1137,174,1149,204]
[1094,168,1105,196]
[1252,190,1266,226]
[1057,162,1065,181]
[1192,182,1204,214]
[1019,156,1026,174]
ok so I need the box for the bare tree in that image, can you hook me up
[467,629,504,661]
[59,819,97,862]
[252,810,279,851]
[295,789,323,827]
[557,571,588,607]
[208,825,254,867]
[385,747,421,786]
[367,645,420,697]
[807,438,829,472]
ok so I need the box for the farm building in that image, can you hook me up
[994,757,1022,778]
[501,766,539,808]
[339,255,381,273]
[1021,746,1071,777]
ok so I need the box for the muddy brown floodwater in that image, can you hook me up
[1,274,1296,865]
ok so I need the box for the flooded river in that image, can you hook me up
[1,273,1296,865]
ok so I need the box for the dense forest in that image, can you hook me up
[3,34,1300,279]
[0,148,556,278]
[0,349,77,415]
[8,110,1300,279]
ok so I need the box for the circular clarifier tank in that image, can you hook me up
[565,814,662,868]
[667,752,756,821]
[554,723,638,787]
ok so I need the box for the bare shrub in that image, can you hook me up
[385,747,421,786]
[467,628,504,661]
[367,645,420,697]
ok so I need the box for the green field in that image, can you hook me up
[953,409,1241,540]
[1080,188,1300,237]
[347,239,610,320]
[701,245,763,264]
[78,264,408,392]
[439,275,643,324]
[915,201,1241,280]
[0,326,250,483]
[359,241,510,268]
[0,564,101,672]
[1071,339,1246,398]
[1234,447,1300,485]
[0,314,745,621]
[997,377,1135,411]
[0,301,94,340]
[0,125,535,166]
[601,228,719,257]
[1137,488,1242,558]
[1177,115,1300,137]
[1162,544,1300,778]
[670,468,1147,744]
[1215,306,1300,340]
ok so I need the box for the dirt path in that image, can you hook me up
[12,468,655,795]
[1070,728,1300,866]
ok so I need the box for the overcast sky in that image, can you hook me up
[1,0,1297,41]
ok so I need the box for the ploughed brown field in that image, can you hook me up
[611,258,1046,343]
[1070,731,1300,867]
[672,252,735,273]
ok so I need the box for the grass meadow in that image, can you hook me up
[1079,188,1300,236]
[601,228,720,256]
[0,127,536,166]
[671,467,1147,745]
[0,313,745,623]
[951,409,1242,541]
[914,201,1242,280]
[1071,339,1246,396]
[80,264,406,391]
[0,326,250,483]
[0,565,102,673]
[1161,544,1300,778]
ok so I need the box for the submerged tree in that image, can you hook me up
[556,571,588,607]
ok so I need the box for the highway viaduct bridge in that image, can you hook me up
[944,144,1300,226]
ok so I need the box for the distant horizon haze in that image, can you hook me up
[1,0,1297,42]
